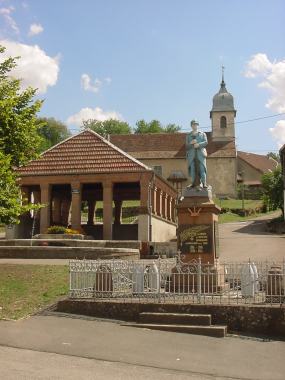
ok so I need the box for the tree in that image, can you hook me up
[134,119,181,134]
[261,166,284,216]
[82,119,131,137]
[0,45,43,224]
[164,123,181,133]
[0,45,43,167]
[0,152,38,224]
[267,152,280,163]
[37,117,71,152]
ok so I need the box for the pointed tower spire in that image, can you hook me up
[221,65,226,89]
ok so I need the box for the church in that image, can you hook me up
[111,75,277,198]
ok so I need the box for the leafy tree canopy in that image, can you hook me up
[0,45,43,167]
[134,119,181,134]
[82,119,131,137]
[267,152,280,163]
[37,117,71,152]
[0,45,43,225]
[0,152,40,224]
[261,166,284,216]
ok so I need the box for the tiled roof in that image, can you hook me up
[237,151,278,173]
[110,132,236,159]
[17,129,151,176]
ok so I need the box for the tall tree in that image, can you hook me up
[267,152,280,163]
[82,119,131,137]
[0,45,43,167]
[0,45,43,224]
[261,166,284,216]
[37,117,71,152]
[0,152,38,224]
[134,119,181,134]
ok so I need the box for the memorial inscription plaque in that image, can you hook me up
[178,224,213,254]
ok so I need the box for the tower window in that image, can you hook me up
[220,116,227,128]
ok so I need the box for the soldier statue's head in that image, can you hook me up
[190,119,199,134]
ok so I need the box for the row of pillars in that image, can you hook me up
[21,180,176,240]
[151,187,176,223]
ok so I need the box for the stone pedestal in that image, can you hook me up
[176,186,220,265]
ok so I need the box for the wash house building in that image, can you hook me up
[16,129,177,242]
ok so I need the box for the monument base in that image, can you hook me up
[176,184,220,265]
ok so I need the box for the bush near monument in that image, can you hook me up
[47,226,81,235]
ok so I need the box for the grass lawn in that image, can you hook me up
[219,210,280,223]
[0,265,68,320]
[214,198,263,209]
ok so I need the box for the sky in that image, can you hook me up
[0,0,284,154]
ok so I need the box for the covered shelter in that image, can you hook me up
[16,129,177,241]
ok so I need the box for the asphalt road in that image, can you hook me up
[219,217,285,261]
[0,314,285,380]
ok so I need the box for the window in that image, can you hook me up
[220,116,227,128]
[153,165,162,176]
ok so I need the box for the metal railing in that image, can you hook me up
[69,258,285,305]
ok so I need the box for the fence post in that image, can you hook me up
[197,257,202,303]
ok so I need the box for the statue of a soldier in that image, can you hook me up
[186,120,208,188]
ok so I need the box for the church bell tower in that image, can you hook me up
[210,68,236,141]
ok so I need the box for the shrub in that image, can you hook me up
[47,225,67,234]
[65,228,81,235]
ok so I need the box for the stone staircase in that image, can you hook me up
[123,312,227,338]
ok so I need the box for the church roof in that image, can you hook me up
[110,132,236,159]
[17,129,151,176]
[211,78,236,113]
[237,151,278,174]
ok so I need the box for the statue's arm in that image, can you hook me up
[198,133,208,148]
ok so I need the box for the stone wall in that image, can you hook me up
[57,299,285,337]
[151,215,177,242]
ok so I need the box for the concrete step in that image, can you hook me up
[0,246,139,260]
[0,239,141,249]
[122,323,227,338]
[139,312,211,326]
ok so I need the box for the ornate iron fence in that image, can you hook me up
[69,258,285,305]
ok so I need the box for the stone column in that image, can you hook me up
[40,183,51,233]
[161,192,166,219]
[87,199,96,225]
[169,196,173,222]
[152,187,157,215]
[171,197,176,222]
[53,197,62,225]
[71,182,82,230]
[61,199,71,226]
[138,180,150,241]
[156,188,162,216]
[114,200,122,225]
[103,181,113,240]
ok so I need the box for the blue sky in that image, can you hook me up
[0,0,285,153]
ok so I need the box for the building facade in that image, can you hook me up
[15,129,177,242]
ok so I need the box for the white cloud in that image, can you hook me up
[81,74,101,93]
[269,120,285,148]
[0,39,60,94]
[81,74,112,93]
[0,6,19,35]
[28,23,44,37]
[66,107,123,127]
[245,53,285,146]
